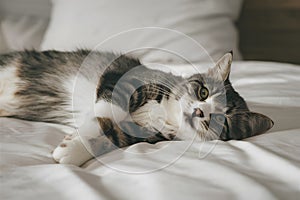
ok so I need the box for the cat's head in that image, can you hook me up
[175,52,274,141]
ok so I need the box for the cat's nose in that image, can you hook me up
[192,108,204,118]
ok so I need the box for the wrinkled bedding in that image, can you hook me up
[1,61,300,200]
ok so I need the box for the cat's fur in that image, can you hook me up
[0,50,274,166]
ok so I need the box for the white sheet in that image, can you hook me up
[1,61,300,200]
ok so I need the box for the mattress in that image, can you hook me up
[1,61,300,200]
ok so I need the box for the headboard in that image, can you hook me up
[237,0,300,64]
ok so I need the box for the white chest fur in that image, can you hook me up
[0,66,22,116]
[131,96,182,133]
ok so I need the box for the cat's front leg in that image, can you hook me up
[52,118,100,166]
[52,132,117,166]
[52,117,129,166]
[52,133,94,166]
[52,117,169,166]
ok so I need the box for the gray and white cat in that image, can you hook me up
[0,50,273,166]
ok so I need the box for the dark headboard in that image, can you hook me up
[237,0,300,64]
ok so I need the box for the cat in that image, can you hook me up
[0,50,274,166]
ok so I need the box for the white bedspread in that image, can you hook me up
[1,61,300,200]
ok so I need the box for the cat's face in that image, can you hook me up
[171,53,273,141]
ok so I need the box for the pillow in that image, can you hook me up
[0,18,9,54]
[42,0,243,63]
[1,15,49,51]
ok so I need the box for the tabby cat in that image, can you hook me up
[0,50,273,166]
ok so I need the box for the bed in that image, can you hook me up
[1,0,300,200]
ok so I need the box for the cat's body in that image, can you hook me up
[0,50,273,166]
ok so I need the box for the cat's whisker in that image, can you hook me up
[135,87,171,98]
[150,82,185,97]
[135,82,174,95]
[141,75,182,90]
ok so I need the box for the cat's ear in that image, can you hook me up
[222,112,274,140]
[208,51,233,81]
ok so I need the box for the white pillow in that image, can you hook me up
[42,0,243,63]
[0,18,9,54]
[1,16,49,51]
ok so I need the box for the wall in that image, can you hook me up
[237,0,300,64]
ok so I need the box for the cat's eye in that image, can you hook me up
[198,87,209,100]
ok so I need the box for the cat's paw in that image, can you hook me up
[52,134,93,166]
[150,119,178,140]
[159,122,178,140]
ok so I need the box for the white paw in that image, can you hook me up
[52,134,93,166]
